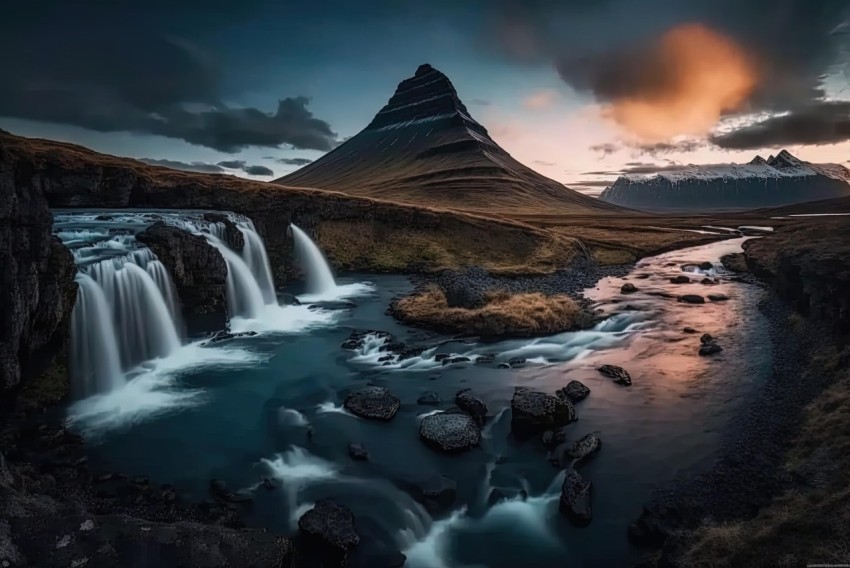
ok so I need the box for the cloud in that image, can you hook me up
[522,90,558,110]
[470,98,492,106]
[589,143,620,156]
[710,101,850,149]
[533,160,556,166]
[567,179,614,187]
[0,8,337,153]
[216,160,276,176]
[139,158,226,174]
[277,157,314,166]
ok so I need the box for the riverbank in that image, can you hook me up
[633,219,850,567]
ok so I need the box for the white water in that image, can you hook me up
[241,226,277,304]
[71,274,123,397]
[209,238,267,318]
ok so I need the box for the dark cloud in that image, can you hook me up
[216,160,276,176]
[589,143,620,156]
[634,140,708,155]
[0,4,337,153]
[567,180,614,187]
[533,160,556,166]
[277,157,314,166]
[139,158,226,173]
[710,101,850,149]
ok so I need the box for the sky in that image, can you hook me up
[1,0,848,195]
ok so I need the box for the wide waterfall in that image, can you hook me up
[291,224,336,296]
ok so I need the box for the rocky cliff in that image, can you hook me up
[137,222,229,335]
[742,220,850,330]
[0,130,585,285]
[0,139,77,402]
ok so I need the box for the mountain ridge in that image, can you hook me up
[274,64,621,215]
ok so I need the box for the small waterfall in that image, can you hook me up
[240,224,277,304]
[291,224,336,296]
[208,238,266,319]
[71,273,123,397]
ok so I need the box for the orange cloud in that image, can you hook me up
[523,89,559,110]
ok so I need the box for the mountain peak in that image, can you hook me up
[415,63,434,77]
[749,155,768,165]
[768,149,804,168]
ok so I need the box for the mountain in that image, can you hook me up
[599,150,850,212]
[274,64,619,215]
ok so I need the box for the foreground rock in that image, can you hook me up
[419,412,480,452]
[670,275,690,284]
[621,282,638,294]
[137,222,228,334]
[598,364,632,386]
[340,330,425,361]
[298,500,359,566]
[678,294,706,304]
[568,433,602,464]
[698,333,723,356]
[559,470,593,527]
[510,387,576,438]
[437,269,487,309]
[556,380,591,403]
[455,389,488,425]
[414,475,457,512]
[343,386,401,421]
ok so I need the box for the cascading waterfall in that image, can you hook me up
[207,237,266,319]
[71,273,123,397]
[241,224,277,305]
[291,224,336,296]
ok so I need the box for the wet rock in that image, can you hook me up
[556,380,591,403]
[455,389,488,426]
[542,426,569,450]
[203,212,245,251]
[510,387,576,438]
[201,330,258,346]
[437,270,487,309]
[635,273,651,279]
[700,333,714,345]
[508,357,526,368]
[701,277,718,285]
[598,364,632,386]
[341,330,424,361]
[487,487,528,506]
[475,354,495,365]
[344,386,400,421]
[415,475,457,511]
[698,262,714,270]
[670,275,690,284]
[568,433,602,464]
[678,294,705,304]
[559,470,593,527]
[442,355,471,366]
[419,412,480,452]
[348,442,369,461]
[417,391,441,405]
[434,353,451,362]
[497,363,511,369]
[707,293,729,302]
[621,283,638,294]
[683,327,697,334]
[720,253,748,273]
[699,343,723,356]
[298,500,359,564]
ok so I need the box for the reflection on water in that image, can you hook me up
[72,238,771,567]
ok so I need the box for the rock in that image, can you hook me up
[683,327,697,334]
[510,387,576,438]
[508,357,526,368]
[417,391,441,405]
[369,551,408,568]
[541,427,569,450]
[455,389,488,425]
[487,487,528,506]
[415,475,457,511]
[137,222,228,334]
[628,505,683,547]
[200,330,257,346]
[437,270,487,309]
[442,356,471,366]
[344,386,401,421]
[559,470,593,527]
[698,261,714,270]
[341,330,424,361]
[475,354,495,365]
[678,294,706,304]
[497,363,511,369]
[348,442,369,461]
[720,253,748,273]
[670,275,690,284]
[298,500,359,564]
[567,433,602,464]
[699,343,723,356]
[209,479,229,499]
[419,412,480,452]
[700,333,714,345]
[556,380,591,403]
[434,353,451,362]
[621,282,638,294]
[598,364,632,386]
[701,277,718,285]
[203,212,245,251]
[707,293,729,302]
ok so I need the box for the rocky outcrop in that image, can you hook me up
[343,386,401,421]
[598,364,632,386]
[137,222,228,335]
[297,500,359,567]
[559,470,593,527]
[556,380,591,403]
[510,387,576,438]
[454,389,488,426]
[203,212,244,251]
[419,411,480,452]
[0,142,77,400]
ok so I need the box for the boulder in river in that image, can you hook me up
[700,333,714,344]
[298,500,360,564]
[419,412,480,452]
[678,294,706,304]
[348,442,369,461]
[475,354,495,365]
[556,380,591,403]
[415,475,457,511]
[455,389,488,425]
[343,386,401,421]
[598,364,632,386]
[698,261,714,270]
[699,343,723,356]
[621,283,638,294]
[508,357,526,368]
[567,433,602,464]
[708,293,729,302]
[559,470,593,527]
[510,387,576,438]
[670,275,691,284]
[683,327,697,334]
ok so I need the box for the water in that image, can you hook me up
[70,235,774,567]
[291,224,338,299]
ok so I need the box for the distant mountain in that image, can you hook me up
[599,150,850,212]
[274,64,619,215]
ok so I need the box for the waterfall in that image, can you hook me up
[207,238,266,319]
[240,224,277,304]
[291,224,336,296]
[71,273,123,397]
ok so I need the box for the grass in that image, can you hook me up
[391,286,591,337]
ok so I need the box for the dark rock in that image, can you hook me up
[698,262,714,270]
[683,327,697,334]
[567,433,602,464]
[707,294,729,302]
[417,391,441,405]
[621,282,638,294]
[559,470,593,527]
[541,426,569,450]
[370,551,408,568]
[487,487,528,506]
[455,389,488,425]
[497,363,511,369]
[437,270,487,309]
[137,222,228,334]
[434,353,451,362]
[598,364,632,386]
[510,387,576,438]
[669,275,690,284]
[699,343,723,356]
[508,357,526,368]
[678,294,705,304]
[699,334,714,345]
[442,355,471,366]
[201,330,258,346]
[720,253,748,273]
[701,277,718,285]
[298,500,359,564]
[419,412,480,452]
[475,354,495,365]
[344,386,400,421]
[348,442,369,461]
[628,505,682,547]
[415,475,457,511]
[203,212,245,251]
[556,380,590,403]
